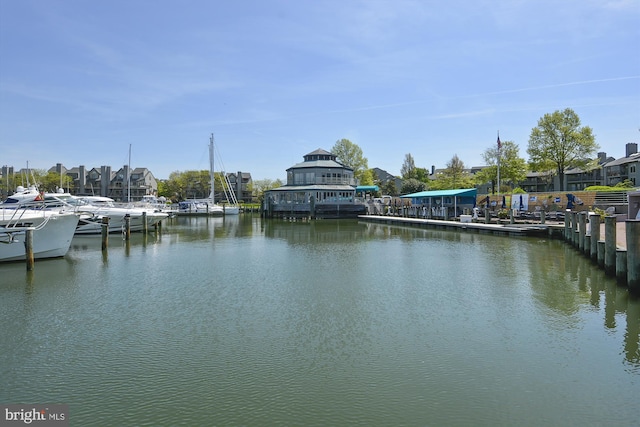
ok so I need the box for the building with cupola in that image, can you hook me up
[263,148,367,218]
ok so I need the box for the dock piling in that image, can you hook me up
[604,216,616,276]
[589,212,600,261]
[627,220,640,292]
[101,217,109,250]
[25,228,34,271]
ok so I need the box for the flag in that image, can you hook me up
[497,135,501,150]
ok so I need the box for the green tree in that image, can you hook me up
[331,138,368,182]
[359,168,375,186]
[475,140,527,193]
[400,178,426,195]
[527,108,598,191]
[39,171,73,193]
[401,153,416,179]
[251,178,284,203]
[380,179,398,196]
[429,155,475,190]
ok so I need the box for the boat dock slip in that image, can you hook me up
[358,215,558,238]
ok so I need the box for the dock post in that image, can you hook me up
[564,210,571,241]
[572,212,579,247]
[25,228,34,271]
[616,249,627,285]
[310,195,316,220]
[589,212,600,262]
[142,211,147,233]
[578,212,586,252]
[101,217,109,250]
[604,216,616,276]
[509,209,514,224]
[540,210,545,224]
[124,214,131,241]
[597,240,605,267]
[627,220,640,293]
[484,208,491,224]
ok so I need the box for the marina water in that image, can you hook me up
[1,215,639,426]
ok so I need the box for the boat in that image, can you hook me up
[1,188,168,234]
[0,208,80,262]
[175,134,239,216]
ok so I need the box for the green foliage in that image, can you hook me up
[331,138,368,182]
[476,140,527,193]
[380,179,398,196]
[429,154,475,190]
[251,178,284,202]
[512,187,526,194]
[614,179,634,188]
[584,181,634,192]
[401,153,416,179]
[39,171,73,192]
[527,108,598,190]
[400,178,426,195]
[359,168,375,186]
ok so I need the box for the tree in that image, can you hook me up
[251,178,284,203]
[400,178,426,195]
[401,153,416,179]
[475,140,527,193]
[429,154,475,190]
[39,171,73,193]
[331,138,368,182]
[527,108,598,191]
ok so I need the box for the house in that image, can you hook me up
[602,143,639,187]
[263,148,366,219]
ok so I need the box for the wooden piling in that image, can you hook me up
[124,214,131,240]
[597,240,605,268]
[589,212,600,262]
[627,220,640,293]
[604,216,616,276]
[578,212,586,252]
[25,228,34,271]
[616,249,627,285]
[101,217,109,250]
[484,208,491,224]
[142,211,147,233]
[572,212,579,247]
[564,210,571,241]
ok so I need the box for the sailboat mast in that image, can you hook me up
[209,134,215,202]
[127,143,132,202]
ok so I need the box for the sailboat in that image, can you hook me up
[208,133,239,215]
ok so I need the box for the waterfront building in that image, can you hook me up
[263,148,367,218]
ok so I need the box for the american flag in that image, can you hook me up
[497,135,501,150]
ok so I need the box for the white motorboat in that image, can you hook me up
[1,188,168,235]
[0,208,80,262]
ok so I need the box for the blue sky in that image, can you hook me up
[1,0,639,181]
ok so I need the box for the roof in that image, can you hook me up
[268,184,356,192]
[400,188,477,198]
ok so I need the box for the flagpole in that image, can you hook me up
[496,131,501,197]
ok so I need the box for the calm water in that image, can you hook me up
[1,215,639,426]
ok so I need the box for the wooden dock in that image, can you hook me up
[358,215,562,238]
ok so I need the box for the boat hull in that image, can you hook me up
[0,211,80,262]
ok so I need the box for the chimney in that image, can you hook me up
[431,165,435,175]
[626,143,638,157]
[597,152,607,164]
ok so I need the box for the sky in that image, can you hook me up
[1,0,639,181]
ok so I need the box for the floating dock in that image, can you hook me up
[358,215,563,238]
